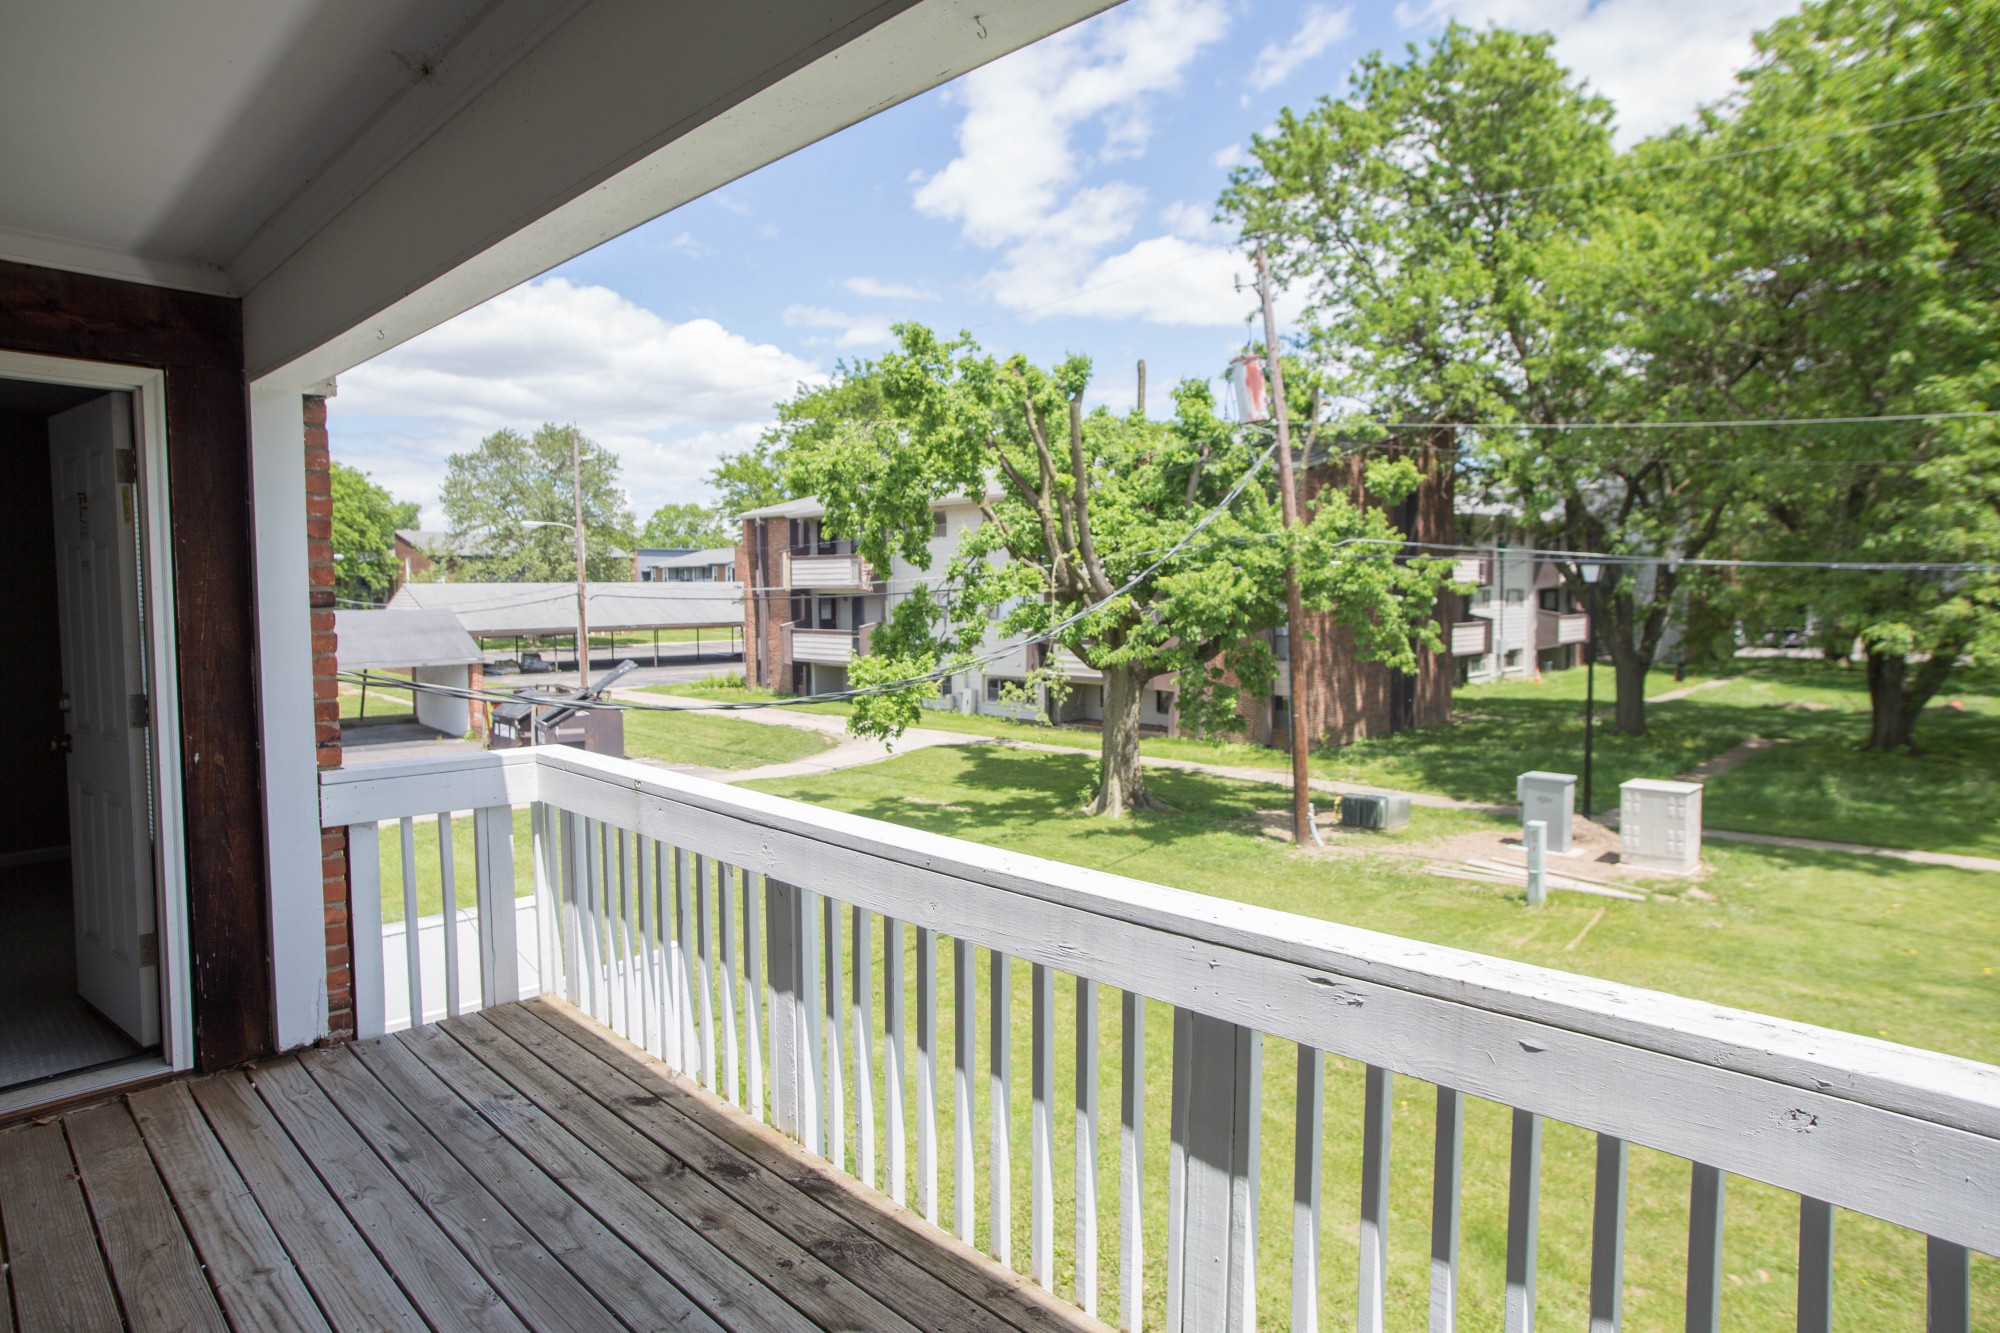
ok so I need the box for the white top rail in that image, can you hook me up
[321,746,2000,1254]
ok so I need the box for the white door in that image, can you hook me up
[48,393,159,1047]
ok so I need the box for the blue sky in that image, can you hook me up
[333,0,1799,526]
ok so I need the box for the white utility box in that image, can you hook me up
[1516,771,1577,853]
[1619,779,1703,874]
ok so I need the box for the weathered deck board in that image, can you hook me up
[0,1120,124,1332]
[65,1102,227,1333]
[0,1001,1101,1332]
[525,995,1111,1333]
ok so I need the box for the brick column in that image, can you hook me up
[468,662,488,740]
[304,394,355,1042]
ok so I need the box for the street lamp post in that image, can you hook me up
[1580,562,1602,816]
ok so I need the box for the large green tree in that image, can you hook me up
[709,362,882,516]
[785,326,1452,817]
[1671,0,2000,750]
[438,423,635,581]
[1221,24,1742,736]
[640,501,730,549]
[329,461,418,604]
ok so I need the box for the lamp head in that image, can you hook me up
[1581,562,1602,585]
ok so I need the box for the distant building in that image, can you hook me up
[1453,503,1593,682]
[636,546,738,583]
[740,438,1457,749]
[392,528,490,590]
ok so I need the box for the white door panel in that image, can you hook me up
[49,393,158,1047]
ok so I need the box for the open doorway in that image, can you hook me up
[0,377,166,1097]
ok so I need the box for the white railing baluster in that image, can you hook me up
[801,887,823,1155]
[825,893,846,1170]
[917,924,938,1224]
[1505,1109,1542,1333]
[650,840,671,1063]
[580,820,602,1022]
[853,904,874,1188]
[1359,1064,1392,1333]
[696,855,717,1091]
[1166,1009,1261,1332]
[1120,989,1145,1333]
[885,915,907,1207]
[399,816,421,1028]
[673,846,696,1071]
[954,937,976,1245]
[1031,961,1055,1289]
[348,822,384,1040]
[744,871,765,1121]
[1076,976,1100,1317]
[437,812,461,1019]
[718,863,740,1106]
[1685,1164,1725,1333]
[1796,1197,1832,1333]
[991,950,1013,1268]
[1589,1134,1627,1333]
[560,811,581,1010]
[1432,1086,1464,1333]
[531,804,558,1002]
[473,805,516,1008]
[1927,1237,1970,1333]
[765,877,806,1140]
[1292,1044,1324,1332]
[616,828,635,1040]
[633,836,653,1051]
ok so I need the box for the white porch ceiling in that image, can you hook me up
[0,0,499,292]
[0,0,1118,385]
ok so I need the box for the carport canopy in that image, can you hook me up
[333,608,481,670]
[387,582,741,636]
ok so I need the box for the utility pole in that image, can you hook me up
[572,428,590,690]
[1254,240,1314,845]
[1136,359,1147,416]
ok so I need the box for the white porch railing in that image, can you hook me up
[320,747,1997,1332]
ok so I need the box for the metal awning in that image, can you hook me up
[334,608,481,669]
[387,582,741,635]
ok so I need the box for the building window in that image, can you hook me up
[1504,649,1523,669]
[985,676,1024,703]
[1505,588,1526,604]
[940,675,953,698]
[1154,690,1173,716]
[819,600,838,627]
[1272,693,1289,728]
[933,512,948,538]
[1539,588,1561,612]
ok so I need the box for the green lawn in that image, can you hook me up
[338,670,413,721]
[736,745,1997,1331]
[659,661,2000,856]
[618,703,834,771]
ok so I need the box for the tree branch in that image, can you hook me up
[1068,394,1114,599]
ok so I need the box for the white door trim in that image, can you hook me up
[0,349,193,1074]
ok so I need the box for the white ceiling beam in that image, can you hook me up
[244,0,1115,389]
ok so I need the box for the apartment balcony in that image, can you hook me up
[1538,610,1592,650]
[785,550,876,590]
[282,747,1999,1332]
[784,623,871,666]
[1451,619,1492,656]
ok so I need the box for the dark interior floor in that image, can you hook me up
[0,860,145,1092]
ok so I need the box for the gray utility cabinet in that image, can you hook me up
[1516,771,1577,853]
[1620,778,1703,874]
[1340,792,1410,832]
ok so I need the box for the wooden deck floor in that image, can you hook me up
[0,998,1105,1332]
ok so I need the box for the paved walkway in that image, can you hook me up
[1646,673,1749,704]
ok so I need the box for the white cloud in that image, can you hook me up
[1210,142,1246,170]
[1248,5,1355,92]
[1160,199,1227,243]
[332,278,821,521]
[667,231,717,258]
[1397,0,1800,142]
[782,305,895,349]
[913,0,1248,330]
[913,0,1227,248]
[843,276,938,301]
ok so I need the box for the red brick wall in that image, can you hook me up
[1238,436,1456,750]
[305,394,354,1042]
[741,517,791,691]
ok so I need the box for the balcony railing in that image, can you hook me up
[786,550,875,589]
[783,623,870,665]
[1538,610,1591,649]
[320,747,1996,1332]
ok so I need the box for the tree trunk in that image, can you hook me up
[1865,646,1958,753]
[1611,651,1650,736]
[1088,663,1169,817]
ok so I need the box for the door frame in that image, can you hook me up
[0,349,193,1083]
